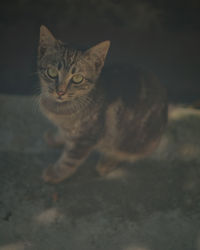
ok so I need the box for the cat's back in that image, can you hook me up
[101,63,166,107]
[99,64,168,157]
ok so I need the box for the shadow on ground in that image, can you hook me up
[0,95,200,250]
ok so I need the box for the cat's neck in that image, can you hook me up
[40,87,105,116]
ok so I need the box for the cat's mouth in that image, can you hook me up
[48,91,74,102]
[55,95,74,103]
[56,96,68,102]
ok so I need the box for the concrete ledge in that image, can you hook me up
[0,95,200,250]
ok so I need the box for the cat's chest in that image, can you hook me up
[45,108,101,137]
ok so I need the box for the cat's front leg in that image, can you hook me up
[42,140,93,184]
[44,129,65,147]
[96,154,119,176]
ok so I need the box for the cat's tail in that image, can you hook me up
[168,99,200,114]
[150,102,200,162]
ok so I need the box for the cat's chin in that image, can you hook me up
[55,96,74,103]
[56,98,70,103]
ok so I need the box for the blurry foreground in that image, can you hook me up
[0,95,200,249]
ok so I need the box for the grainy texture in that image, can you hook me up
[38,26,167,183]
[1,95,200,250]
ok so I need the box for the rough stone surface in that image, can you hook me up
[0,95,200,250]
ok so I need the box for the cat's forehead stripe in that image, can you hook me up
[63,47,80,70]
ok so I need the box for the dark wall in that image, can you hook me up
[0,0,200,102]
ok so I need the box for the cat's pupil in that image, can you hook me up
[72,74,83,84]
[47,67,58,79]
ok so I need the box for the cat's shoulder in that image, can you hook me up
[100,63,161,106]
[101,63,159,87]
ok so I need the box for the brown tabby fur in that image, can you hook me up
[38,25,167,183]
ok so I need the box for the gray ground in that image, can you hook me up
[1,95,200,250]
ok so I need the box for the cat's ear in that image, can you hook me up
[38,25,56,58]
[84,41,110,73]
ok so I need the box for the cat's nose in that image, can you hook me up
[56,90,65,96]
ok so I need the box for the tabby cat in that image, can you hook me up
[38,25,167,183]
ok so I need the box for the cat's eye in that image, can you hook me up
[72,74,84,84]
[47,67,58,79]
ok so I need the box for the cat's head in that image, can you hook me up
[38,25,110,102]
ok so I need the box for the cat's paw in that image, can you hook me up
[96,159,118,177]
[44,130,64,148]
[42,164,78,184]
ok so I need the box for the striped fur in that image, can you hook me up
[38,26,167,183]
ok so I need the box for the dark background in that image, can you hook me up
[0,0,200,103]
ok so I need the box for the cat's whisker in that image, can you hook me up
[32,88,41,96]
[31,95,41,114]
